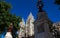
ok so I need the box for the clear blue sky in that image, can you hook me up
[6,0,60,23]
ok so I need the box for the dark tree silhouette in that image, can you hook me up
[55,0,60,5]
[0,0,21,38]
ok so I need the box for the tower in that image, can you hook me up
[18,18,25,38]
[34,0,53,38]
[26,12,35,37]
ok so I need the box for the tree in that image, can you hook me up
[55,0,60,9]
[0,1,21,38]
[55,0,60,5]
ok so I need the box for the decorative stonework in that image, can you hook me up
[18,18,25,38]
[34,0,53,38]
[53,22,60,36]
[26,12,35,37]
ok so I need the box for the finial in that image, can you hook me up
[38,0,41,1]
[37,0,44,12]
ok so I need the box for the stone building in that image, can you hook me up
[34,0,53,38]
[53,22,60,31]
[18,18,25,38]
[52,22,60,38]
[25,12,35,38]
[18,12,35,38]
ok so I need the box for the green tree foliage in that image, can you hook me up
[55,0,60,5]
[0,1,21,34]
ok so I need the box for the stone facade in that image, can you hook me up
[26,12,35,37]
[53,22,60,30]
[52,22,60,38]
[18,18,25,38]
[18,12,35,38]
[34,0,53,38]
[34,12,53,38]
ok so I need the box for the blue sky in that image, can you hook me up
[5,0,60,23]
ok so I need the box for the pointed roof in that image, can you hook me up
[28,12,34,19]
[28,12,33,18]
[26,12,35,22]
[22,18,25,25]
[19,18,25,27]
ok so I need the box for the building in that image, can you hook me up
[26,12,35,38]
[18,18,25,38]
[18,12,35,38]
[52,22,60,38]
[53,22,60,31]
[34,0,53,38]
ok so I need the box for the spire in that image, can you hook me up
[37,0,44,12]
[19,18,25,27]
[22,18,25,25]
[27,12,34,21]
[28,12,33,18]
[26,12,35,25]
